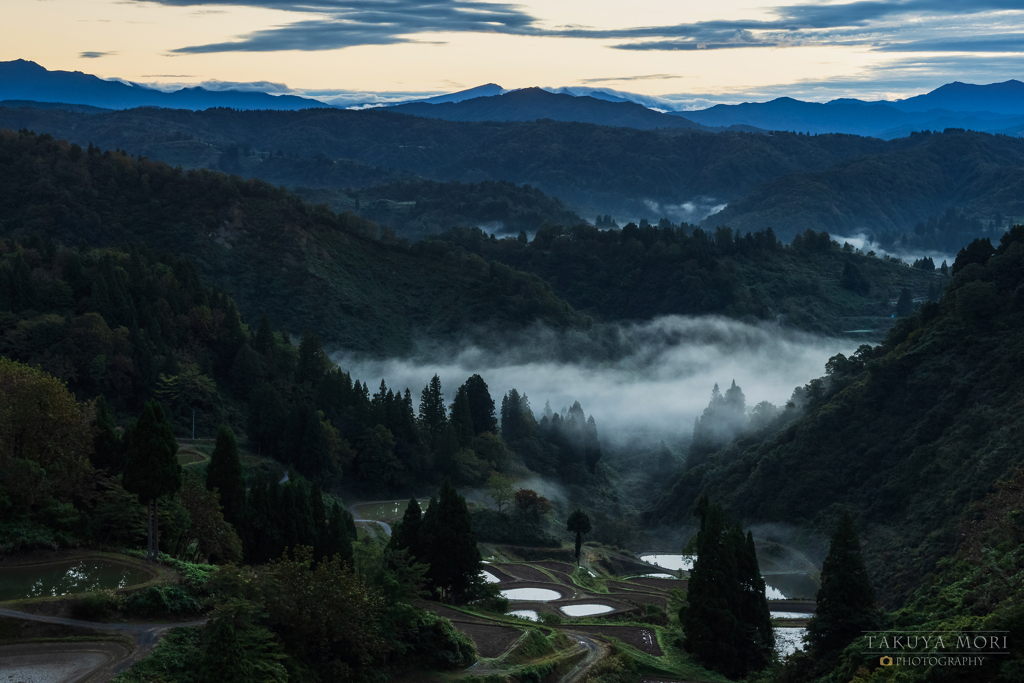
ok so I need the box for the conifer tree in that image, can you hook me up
[122,400,181,561]
[807,514,879,658]
[389,498,424,562]
[253,314,275,355]
[198,616,250,683]
[325,502,354,565]
[420,480,482,603]
[682,501,741,674]
[207,424,246,532]
[567,509,591,566]
[450,387,475,447]
[418,374,447,438]
[461,374,497,435]
[734,528,775,674]
[296,329,329,384]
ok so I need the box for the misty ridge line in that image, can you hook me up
[328,315,857,437]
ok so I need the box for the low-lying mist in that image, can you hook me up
[331,315,856,440]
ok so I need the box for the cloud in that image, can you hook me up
[576,74,682,84]
[79,51,116,58]
[329,315,853,438]
[136,0,1024,60]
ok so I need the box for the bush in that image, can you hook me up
[121,585,203,618]
[406,610,477,670]
[71,590,120,620]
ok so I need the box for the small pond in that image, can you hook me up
[639,554,694,572]
[354,499,430,522]
[509,610,539,621]
[771,611,814,619]
[774,627,807,658]
[480,570,501,584]
[0,560,150,601]
[560,604,614,617]
[763,573,819,600]
[501,588,561,602]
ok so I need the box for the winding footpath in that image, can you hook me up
[348,502,393,537]
[0,607,206,683]
[560,632,606,683]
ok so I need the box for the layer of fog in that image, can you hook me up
[331,315,856,440]
[833,232,956,267]
[643,197,727,225]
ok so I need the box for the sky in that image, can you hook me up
[5,1,1024,108]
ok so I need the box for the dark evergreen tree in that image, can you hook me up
[807,514,880,659]
[91,394,123,473]
[461,374,497,435]
[450,387,475,447]
[388,498,424,563]
[310,484,329,559]
[418,374,447,438]
[207,424,247,533]
[566,509,591,566]
[253,314,275,355]
[324,501,354,566]
[296,329,329,384]
[734,528,775,674]
[420,480,482,603]
[198,616,250,683]
[122,400,181,561]
[682,500,741,675]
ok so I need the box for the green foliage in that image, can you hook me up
[206,425,246,532]
[807,515,880,660]
[123,400,181,502]
[112,627,205,683]
[122,584,203,618]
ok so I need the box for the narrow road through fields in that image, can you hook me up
[348,502,393,537]
[560,632,605,683]
[0,607,206,682]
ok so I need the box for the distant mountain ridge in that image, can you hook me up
[390,87,713,131]
[0,59,332,111]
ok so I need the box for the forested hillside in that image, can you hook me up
[4,104,1022,245]
[293,179,582,239]
[647,229,1024,613]
[436,223,945,335]
[0,130,586,354]
[0,104,891,223]
[710,129,1024,239]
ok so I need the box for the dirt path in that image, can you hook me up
[560,632,606,683]
[348,502,394,537]
[0,607,206,682]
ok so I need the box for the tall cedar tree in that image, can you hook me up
[389,498,424,563]
[207,425,246,533]
[419,374,448,438]
[325,502,354,565]
[567,509,592,566]
[683,498,773,677]
[122,400,181,561]
[683,501,741,674]
[450,388,475,447]
[807,514,879,658]
[420,480,482,603]
[461,374,497,435]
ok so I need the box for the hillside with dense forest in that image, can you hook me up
[436,222,946,335]
[646,229,1024,619]
[0,130,586,354]
[3,104,1024,247]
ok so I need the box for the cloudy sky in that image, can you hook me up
[6,0,1024,106]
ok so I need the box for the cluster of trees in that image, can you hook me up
[681,497,774,678]
[387,481,486,604]
[299,178,582,239]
